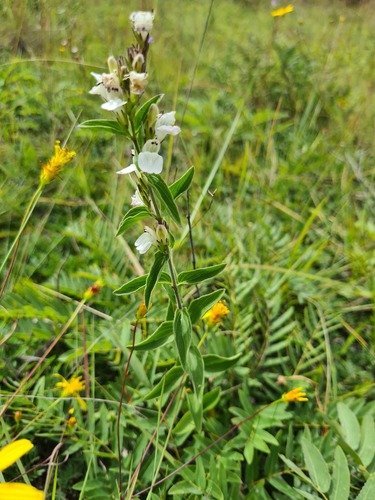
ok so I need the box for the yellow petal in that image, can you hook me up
[0,439,34,472]
[0,482,44,500]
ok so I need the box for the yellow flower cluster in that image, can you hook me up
[282,387,308,403]
[55,374,87,411]
[203,301,230,326]
[0,439,44,499]
[40,140,76,185]
[271,5,294,17]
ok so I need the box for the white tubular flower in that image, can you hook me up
[131,190,144,207]
[89,72,126,111]
[130,11,154,39]
[117,164,137,175]
[135,226,157,254]
[155,111,181,142]
[138,152,163,174]
[143,139,160,153]
[129,71,148,95]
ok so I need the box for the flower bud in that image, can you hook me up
[156,224,169,246]
[107,56,118,74]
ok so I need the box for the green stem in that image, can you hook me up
[167,251,183,310]
[0,182,44,286]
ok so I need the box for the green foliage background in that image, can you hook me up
[0,0,374,498]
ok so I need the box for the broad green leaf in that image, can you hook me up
[173,388,221,435]
[301,437,331,493]
[145,252,168,308]
[188,345,204,397]
[187,392,203,432]
[358,414,375,467]
[203,353,241,373]
[174,307,192,371]
[178,263,226,285]
[116,206,151,236]
[356,474,375,500]
[134,93,164,131]
[169,166,195,200]
[331,446,350,500]
[148,174,181,224]
[337,402,361,450]
[268,478,303,498]
[293,488,321,500]
[79,119,130,137]
[188,288,225,325]
[279,454,313,485]
[130,321,174,351]
[144,366,184,400]
[114,275,147,295]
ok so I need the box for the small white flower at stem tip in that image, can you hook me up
[101,98,127,111]
[135,226,157,254]
[130,11,154,40]
[138,151,163,174]
[155,111,181,142]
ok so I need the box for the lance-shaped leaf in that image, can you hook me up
[79,119,131,137]
[301,437,331,493]
[178,263,226,285]
[116,206,151,236]
[355,474,375,500]
[148,174,181,224]
[174,308,192,372]
[169,166,195,200]
[331,446,350,500]
[134,94,164,132]
[203,353,242,373]
[187,392,203,433]
[188,345,204,398]
[145,252,168,308]
[130,321,174,351]
[173,388,221,435]
[188,289,225,325]
[114,271,170,296]
[144,366,184,400]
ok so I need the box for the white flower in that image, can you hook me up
[138,152,163,174]
[128,71,148,95]
[117,164,137,175]
[155,111,181,142]
[89,72,126,111]
[135,226,157,254]
[130,11,154,39]
[131,190,144,207]
[142,139,160,153]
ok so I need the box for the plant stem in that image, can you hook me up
[167,251,183,310]
[0,182,44,295]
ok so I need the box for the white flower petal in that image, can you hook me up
[101,98,126,111]
[156,111,176,127]
[116,164,137,175]
[131,190,144,207]
[134,226,157,254]
[90,72,103,83]
[138,152,163,174]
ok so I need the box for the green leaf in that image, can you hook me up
[168,480,202,495]
[145,252,168,308]
[173,388,221,436]
[188,345,204,397]
[178,263,226,285]
[130,321,174,351]
[134,93,164,132]
[188,288,225,325]
[358,414,375,467]
[116,206,151,236]
[279,454,313,485]
[148,174,181,224]
[203,353,242,373]
[356,474,375,500]
[79,119,130,137]
[169,166,195,200]
[301,437,331,493]
[114,275,147,295]
[331,446,350,500]
[293,488,321,500]
[187,392,203,433]
[174,308,192,371]
[337,402,361,450]
[144,366,184,400]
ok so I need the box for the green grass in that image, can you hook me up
[0,0,374,498]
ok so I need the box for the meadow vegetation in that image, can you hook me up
[0,0,374,498]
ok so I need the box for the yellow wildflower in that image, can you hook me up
[282,387,308,403]
[136,302,148,319]
[40,140,76,185]
[271,5,294,17]
[202,301,230,326]
[55,374,87,411]
[67,417,77,429]
[0,439,44,499]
